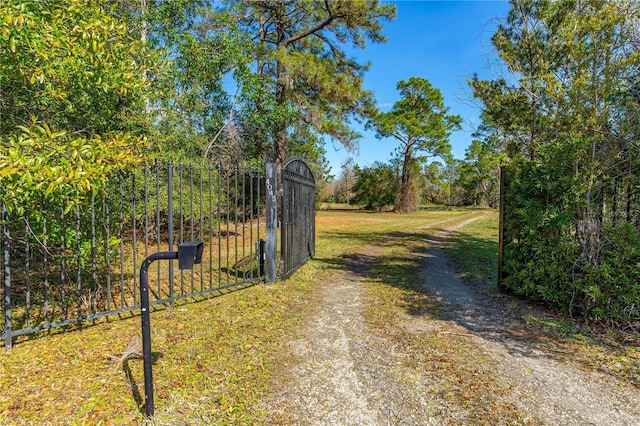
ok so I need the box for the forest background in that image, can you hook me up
[1,0,639,323]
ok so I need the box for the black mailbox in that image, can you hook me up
[178,241,204,270]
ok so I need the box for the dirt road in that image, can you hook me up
[264,217,640,425]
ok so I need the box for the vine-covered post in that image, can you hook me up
[265,163,277,282]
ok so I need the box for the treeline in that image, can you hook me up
[0,0,397,214]
[321,152,501,211]
[322,134,502,211]
[323,0,640,324]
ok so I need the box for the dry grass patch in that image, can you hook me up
[363,229,538,424]
[1,277,315,424]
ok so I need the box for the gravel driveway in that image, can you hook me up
[263,217,640,425]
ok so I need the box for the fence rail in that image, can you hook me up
[1,161,265,349]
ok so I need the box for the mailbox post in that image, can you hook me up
[139,241,203,418]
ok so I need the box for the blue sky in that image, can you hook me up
[324,0,511,176]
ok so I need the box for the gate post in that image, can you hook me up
[265,163,278,282]
[497,166,507,291]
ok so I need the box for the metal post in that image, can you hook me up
[2,203,11,350]
[139,251,178,418]
[265,164,278,282]
[139,241,202,418]
[497,166,506,291]
[167,165,174,305]
[258,239,265,278]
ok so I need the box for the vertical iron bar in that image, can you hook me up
[250,169,254,279]
[3,203,12,349]
[190,164,194,241]
[179,165,184,296]
[208,163,213,289]
[76,198,82,319]
[217,163,222,288]
[43,213,49,324]
[199,162,204,291]
[132,173,138,306]
[258,239,265,278]
[168,164,174,305]
[257,168,262,276]
[190,165,194,293]
[226,166,230,286]
[119,172,125,308]
[156,160,161,297]
[242,168,246,280]
[91,191,97,315]
[104,188,112,312]
[311,175,316,258]
[234,166,239,284]
[60,204,67,320]
[25,215,31,328]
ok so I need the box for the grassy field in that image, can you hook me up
[1,207,637,424]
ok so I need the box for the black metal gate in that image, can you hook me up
[1,158,317,348]
[1,161,265,349]
[280,158,316,280]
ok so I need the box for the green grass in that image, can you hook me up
[1,207,636,424]
[445,210,500,289]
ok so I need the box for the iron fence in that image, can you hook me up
[1,161,265,348]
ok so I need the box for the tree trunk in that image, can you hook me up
[395,144,418,213]
[274,21,287,180]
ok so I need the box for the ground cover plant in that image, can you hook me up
[1,207,637,424]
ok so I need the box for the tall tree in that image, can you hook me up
[225,0,396,171]
[367,77,461,213]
